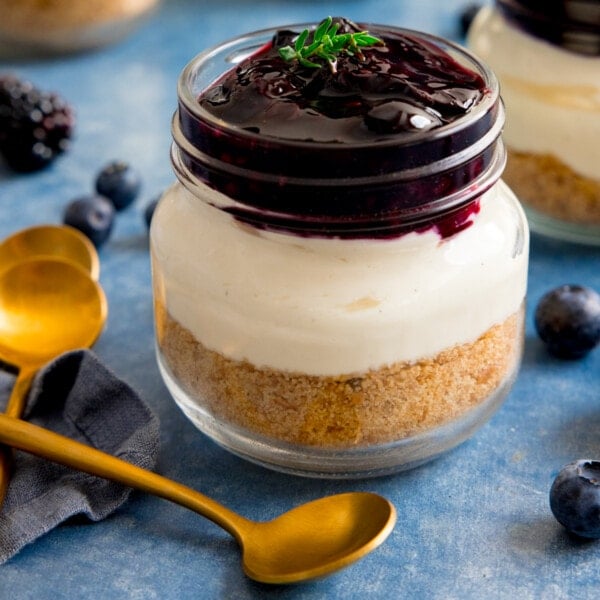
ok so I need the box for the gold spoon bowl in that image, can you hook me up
[0,257,106,368]
[0,413,396,584]
[0,224,99,280]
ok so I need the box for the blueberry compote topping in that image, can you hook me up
[200,18,485,143]
[176,18,502,239]
[497,0,600,55]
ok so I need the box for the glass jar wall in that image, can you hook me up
[151,20,530,478]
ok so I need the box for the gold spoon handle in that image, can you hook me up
[4,368,34,418]
[0,414,251,540]
[0,367,36,505]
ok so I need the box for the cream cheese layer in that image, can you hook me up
[151,181,528,376]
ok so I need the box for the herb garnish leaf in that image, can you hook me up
[278,17,384,73]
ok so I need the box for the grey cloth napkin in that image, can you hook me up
[0,349,160,564]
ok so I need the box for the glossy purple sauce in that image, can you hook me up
[179,19,499,239]
[200,20,485,143]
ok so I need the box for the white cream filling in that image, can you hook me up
[468,6,600,181]
[151,181,528,376]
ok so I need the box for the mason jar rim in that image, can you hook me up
[171,20,507,238]
[176,20,501,153]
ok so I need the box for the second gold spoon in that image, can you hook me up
[0,257,107,504]
[0,413,396,584]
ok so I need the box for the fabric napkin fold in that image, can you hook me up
[0,349,160,564]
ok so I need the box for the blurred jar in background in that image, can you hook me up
[0,0,161,55]
[468,0,600,246]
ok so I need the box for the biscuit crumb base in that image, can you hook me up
[504,150,600,225]
[156,302,523,448]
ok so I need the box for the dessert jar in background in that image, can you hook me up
[468,0,600,246]
[0,0,160,54]
[150,19,529,478]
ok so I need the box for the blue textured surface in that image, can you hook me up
[1,1,599,598]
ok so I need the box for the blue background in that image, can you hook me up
[1,1,599,598]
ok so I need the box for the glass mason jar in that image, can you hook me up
[150,22,529,478]
[468,0,600,245]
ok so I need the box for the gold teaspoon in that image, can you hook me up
[0,413,396,584]
[0,258,107,504]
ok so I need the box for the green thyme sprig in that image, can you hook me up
[278,16,383,74]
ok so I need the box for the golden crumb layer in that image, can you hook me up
[504,150,600,225]
[156,300,523,448]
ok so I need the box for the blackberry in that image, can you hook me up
[0,74,74,172]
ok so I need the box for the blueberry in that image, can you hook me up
[534,285,600,359]
[550,460,600,539]
[143,196,160,229]
[63,195,115,247]
[365,101,442,134]
[95,160,141,211]
[459,3,483,37]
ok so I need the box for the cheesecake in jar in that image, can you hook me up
[151,18,529,477]
[468,1,600,245]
